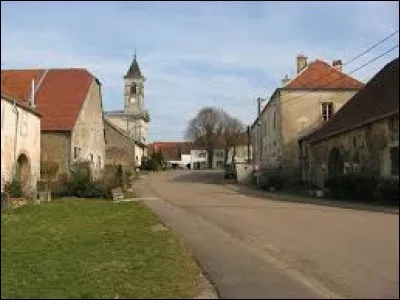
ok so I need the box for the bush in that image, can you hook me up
[4,178,23,198]
[325,173,378,201]
[375,177,399,205]
[63,164,109,199]
[260,170,285,190]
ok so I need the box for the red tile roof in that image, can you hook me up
[1,68,95,131]
[284,60,364,90]
[148,142,194,160]
[307,57,399,143]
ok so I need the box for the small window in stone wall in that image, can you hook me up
[89,153,94,163]
[98,156,101,168]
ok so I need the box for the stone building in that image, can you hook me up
[251,54,364,182]
[1,84,42,197]
[299,57,399,188]
[1,68,106,179]
[104,55,149,166]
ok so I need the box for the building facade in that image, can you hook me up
[1,68,106,179]
[252,54,363,182]
[300,58,399,187]
[1,90,41,197]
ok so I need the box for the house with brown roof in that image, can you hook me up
[1,84,42,197]
[251,54,364,183]
[148,142,193,169]
[299,57,399,187]
[1,68,106,179]
[104,118,146,168]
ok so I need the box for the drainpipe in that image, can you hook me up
[12,101,19,177]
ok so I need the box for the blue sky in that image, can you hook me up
[1,1,399,142]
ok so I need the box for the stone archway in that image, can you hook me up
[328,147,344,178]
[16,153,31,194]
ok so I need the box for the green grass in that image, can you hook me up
[1,199,199,299]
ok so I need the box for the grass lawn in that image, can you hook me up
[1,199,199,299]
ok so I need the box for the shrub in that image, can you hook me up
[260,170,285,190]
[324,173,378,201]
[375,177,399,205]
[63,164,109,199]
[4,178,22,198]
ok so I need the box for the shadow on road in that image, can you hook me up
[169,170,226,185]
[169,170,398,214]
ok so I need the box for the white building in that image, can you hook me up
[190,149,225,169]
[1,89,41,197]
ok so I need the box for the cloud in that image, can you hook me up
[1,1,399,142]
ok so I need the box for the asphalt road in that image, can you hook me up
[135,170,399,299]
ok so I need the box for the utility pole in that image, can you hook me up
[247,125,250,164]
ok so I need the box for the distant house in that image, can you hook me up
[299,57,399,187]
[1,85,42,197]
[104,118,145,168]
[148,142,193,169]
[1,68,106,179]
[227,145,253,164]
[251,54,364,181]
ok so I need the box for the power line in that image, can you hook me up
[280,43,398,106]
[281,29,399,95]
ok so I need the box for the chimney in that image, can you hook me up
[297,54,308,73]
[332,59,343,72]
[281,74,290,85]
[30,79,35,107]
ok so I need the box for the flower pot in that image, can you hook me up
[315,190,325,198]
[269,186,276,192]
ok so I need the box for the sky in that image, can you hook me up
[1,1,399,142]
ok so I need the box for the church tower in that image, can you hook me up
[124,53,145,114]
[123,54,149,144]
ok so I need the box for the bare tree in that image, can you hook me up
[220,111,245,166]
[186,107,223,169]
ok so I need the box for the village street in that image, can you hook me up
[136,170,399,299]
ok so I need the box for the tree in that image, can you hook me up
[186,107,224,169]
[220,111,245,167]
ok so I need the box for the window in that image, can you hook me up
[89,153,94,163]
[73,147,80,159]
[322,102,334,122]
[273,111,277,130]
[97,156,101,168]
[391,147,399,176]
[216,152,224,158]
[20,112,28,136]
[352,136,357,148]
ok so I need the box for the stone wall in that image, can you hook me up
[41,131,71,178]
[71,79,106,178]
[104,120,136,167]
[304,115,398,188]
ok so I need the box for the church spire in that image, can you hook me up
[125,52,143,78]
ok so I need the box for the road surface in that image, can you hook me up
[135,170,399,299]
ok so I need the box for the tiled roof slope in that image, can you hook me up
[1,68,95,131]
[284,60,364,90]
[307,57,399,143]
